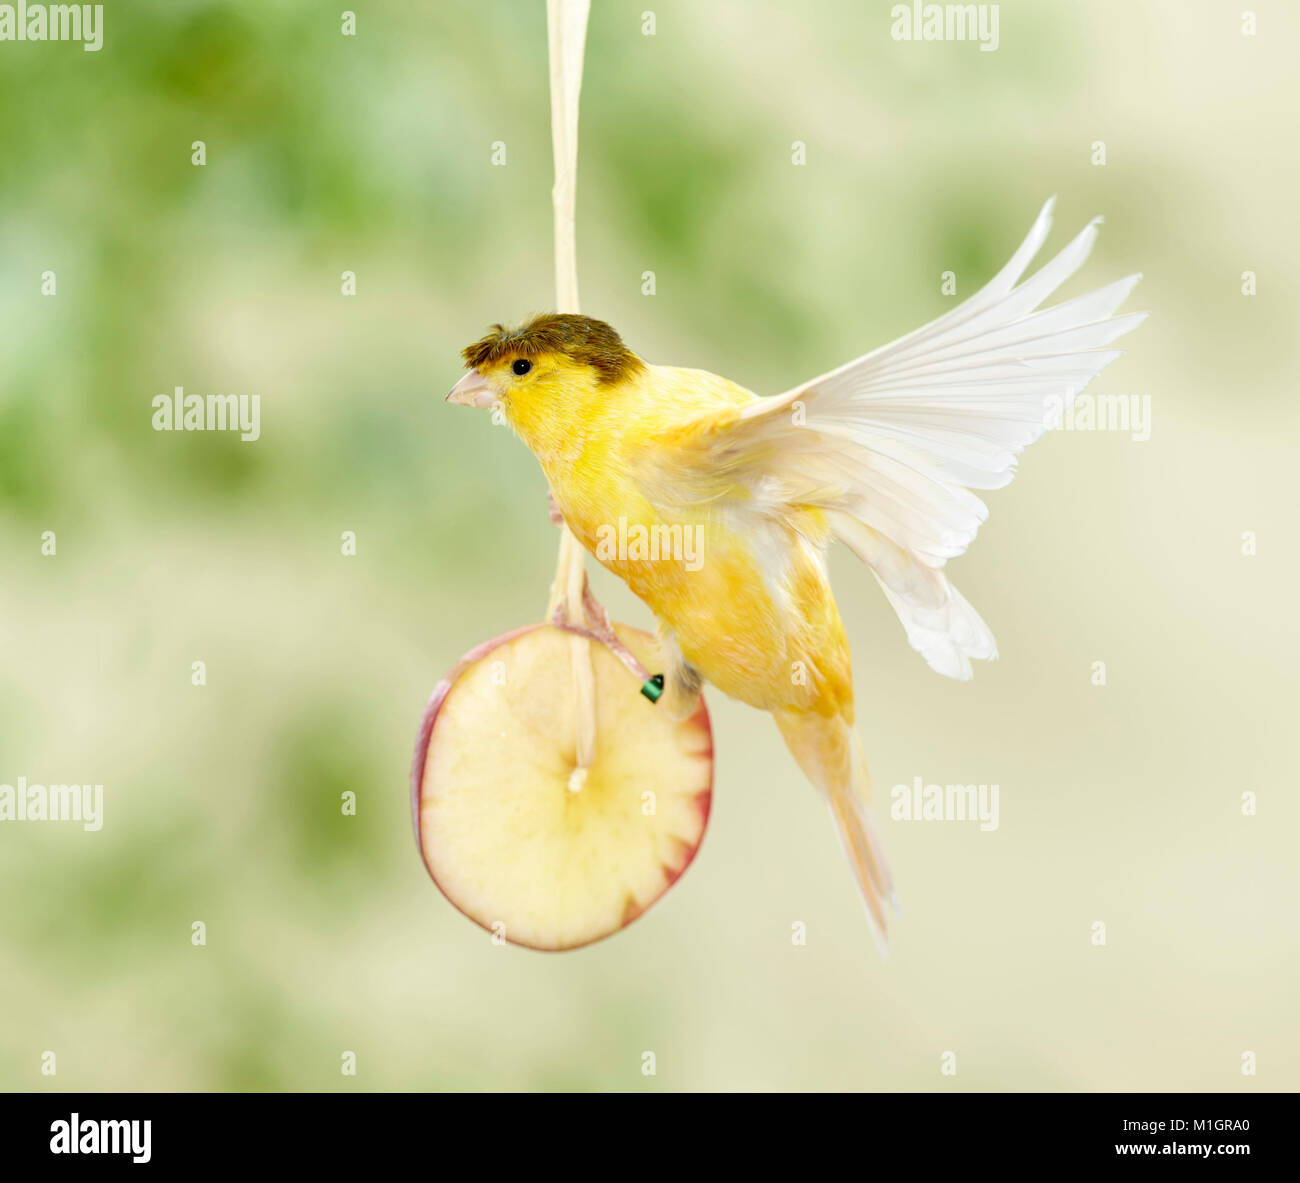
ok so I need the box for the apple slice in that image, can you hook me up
[411,623,713,950]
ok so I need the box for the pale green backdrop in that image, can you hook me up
[1,0,1297,1090]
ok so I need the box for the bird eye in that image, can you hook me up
[512,358,532,376]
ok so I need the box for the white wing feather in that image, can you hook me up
[661,200,1146,679]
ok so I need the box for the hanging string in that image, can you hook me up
[544,0,599,767]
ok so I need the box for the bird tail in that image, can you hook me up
[773,709,897,955]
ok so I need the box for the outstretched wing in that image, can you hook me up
[641,199,1146,679]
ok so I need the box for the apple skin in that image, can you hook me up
[411,623,713,951]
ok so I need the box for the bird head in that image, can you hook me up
[448,314,643,456]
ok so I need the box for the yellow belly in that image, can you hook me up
[559,482,854,718]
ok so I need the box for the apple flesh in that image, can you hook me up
[411,624,713,950]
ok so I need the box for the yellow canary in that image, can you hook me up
[447,200,1144,951]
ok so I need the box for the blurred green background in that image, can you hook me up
[2,0,1297,1091]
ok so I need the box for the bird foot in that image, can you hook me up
[549,579,652,687]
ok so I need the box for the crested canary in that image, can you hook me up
[446,200,1144,952]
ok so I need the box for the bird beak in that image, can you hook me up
[446,369,497,409]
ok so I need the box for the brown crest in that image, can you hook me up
[461,314,643,384]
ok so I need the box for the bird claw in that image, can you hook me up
[549,577,651,686]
